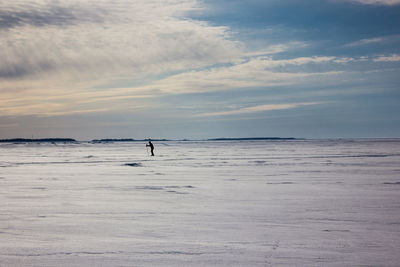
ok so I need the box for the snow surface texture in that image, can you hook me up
[0,139,400,266]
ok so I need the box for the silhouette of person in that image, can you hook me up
[146,141,154,156]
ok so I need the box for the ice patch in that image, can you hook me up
[251,160,267,165]
[124,163,142,167]
[165,185,195,189]
[135,186,164,190]
[134,185,195,194]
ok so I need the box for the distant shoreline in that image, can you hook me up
[207,137,297,141]
[0,138,77,143]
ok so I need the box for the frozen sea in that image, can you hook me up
[1,139,400,266]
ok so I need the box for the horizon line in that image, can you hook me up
[1,137,399,143]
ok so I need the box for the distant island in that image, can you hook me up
[0,138,77,143]
[207,137,297,141]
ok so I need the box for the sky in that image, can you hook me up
[1,0,399,140]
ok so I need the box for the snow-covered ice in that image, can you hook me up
[1,139,400,266]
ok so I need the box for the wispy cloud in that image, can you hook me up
[338,0,400,5]
[343,35,400,47]
[127,56,346,95]
[195,102,321,117]
[373,54,400,62]
[244,42,308,58]
[344,37,384,47]
[257,56,336,68]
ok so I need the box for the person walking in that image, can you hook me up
[146,140,154,156]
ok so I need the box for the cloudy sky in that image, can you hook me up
[1,0,399,140]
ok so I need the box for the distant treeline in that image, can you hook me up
[91,138,169,143]
[0,138,76,143]
[207,137,297,141]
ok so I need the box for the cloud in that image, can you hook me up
[344,37,384,47]
[343,35,400,48]
[128,56,344,95]
[0,0,241,81]
[338,0,400,5]
[0,0,244,116]
[256,56,336,68]
[373,54,400,62]
[243,42,308,57]
[195,102,321,117]
[0,3,105,29]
